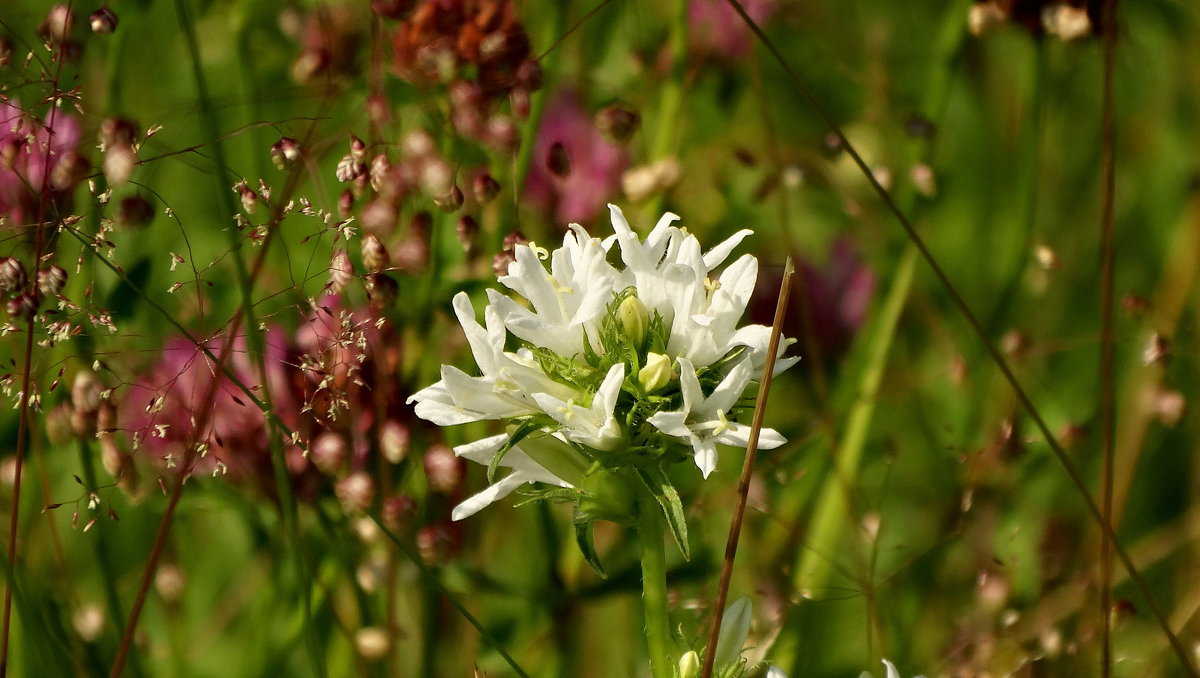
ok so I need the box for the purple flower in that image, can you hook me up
[524,90,627,225]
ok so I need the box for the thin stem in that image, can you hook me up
[638,488,674,678]
[700,258,793,678]
[1,10,70,668]
[725,1,1195,672]
[1098,0,1120,675]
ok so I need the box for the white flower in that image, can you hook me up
[646,356,785,478]
[408,205,797,518]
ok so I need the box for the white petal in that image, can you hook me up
[647,411,692,440]
[452,434,507,463]
[706,356,753,415]
[676,358,702,414]
[882,660,900,678]
[702,228,753,269]
[442,366,529,419]
[410,381,483,425]
[714,423,786,450]
[594,363,625,417]
[452,292,497,374]
[693,438,718,478]
[451,472,528,521]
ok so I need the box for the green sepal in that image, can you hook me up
[488,420,540,483]
[572,510,608,578]
[637,466,691,560]
[512,486,584,507]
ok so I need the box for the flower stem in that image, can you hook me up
[637,489,674,678]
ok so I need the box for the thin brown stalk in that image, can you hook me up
[700,258,793,678]
[536,0,619,62]
[107,93,334,678]
[1098,1,1119,676]
[723,0,1196,673]
[1,8,73,667]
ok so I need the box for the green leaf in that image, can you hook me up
[572,511,608,578]
[637,466,691,560]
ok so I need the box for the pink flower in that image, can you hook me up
[689,0,773,60]
[121,329,305,485]
[524,90,627,225]
[0,101,82,226]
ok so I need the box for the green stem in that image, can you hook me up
[637,488,674,678]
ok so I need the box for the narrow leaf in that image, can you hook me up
[572,512,608,578]
[637,467,690,560]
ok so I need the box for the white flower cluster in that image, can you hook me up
[410,205,796,520]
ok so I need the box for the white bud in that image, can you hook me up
[638,352,672,394]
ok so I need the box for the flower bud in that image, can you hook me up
[416,523,460,565]
[37,264,67,297]
[336,472,374,513]
[355,627,390,662]
[116,195,153,228]
[50,152,89,191]
[473,173,500,204]
[484,116,520,153]
[327,250,354,294]
[0,257,28,292]
[349,134,367,161]
[310,432,347,475]
[969,1,1007,37]
[365,273,398,309]
[678,651,700,678]
[638,353,672,393]
[595,103,641,145]
[7,292,37,321]
[433,184,464,212]
[89,6,118,33]
[239,185,258,214]
[379,419,409,463]
[424,443,464,494]
[361,234,390,273]
[381,494,417,531]
[270,137,301,171]
[103,144,136,186]
[99,117,138,149]
[455,215,478,252]
[72,371,104,414]
[617,295,649,347]
[338,188,355,217]
[40,5,73,43]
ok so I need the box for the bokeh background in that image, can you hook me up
[1,0,1199,676]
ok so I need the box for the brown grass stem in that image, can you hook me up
[1097,2,1120,676]
[700,257,793,678]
